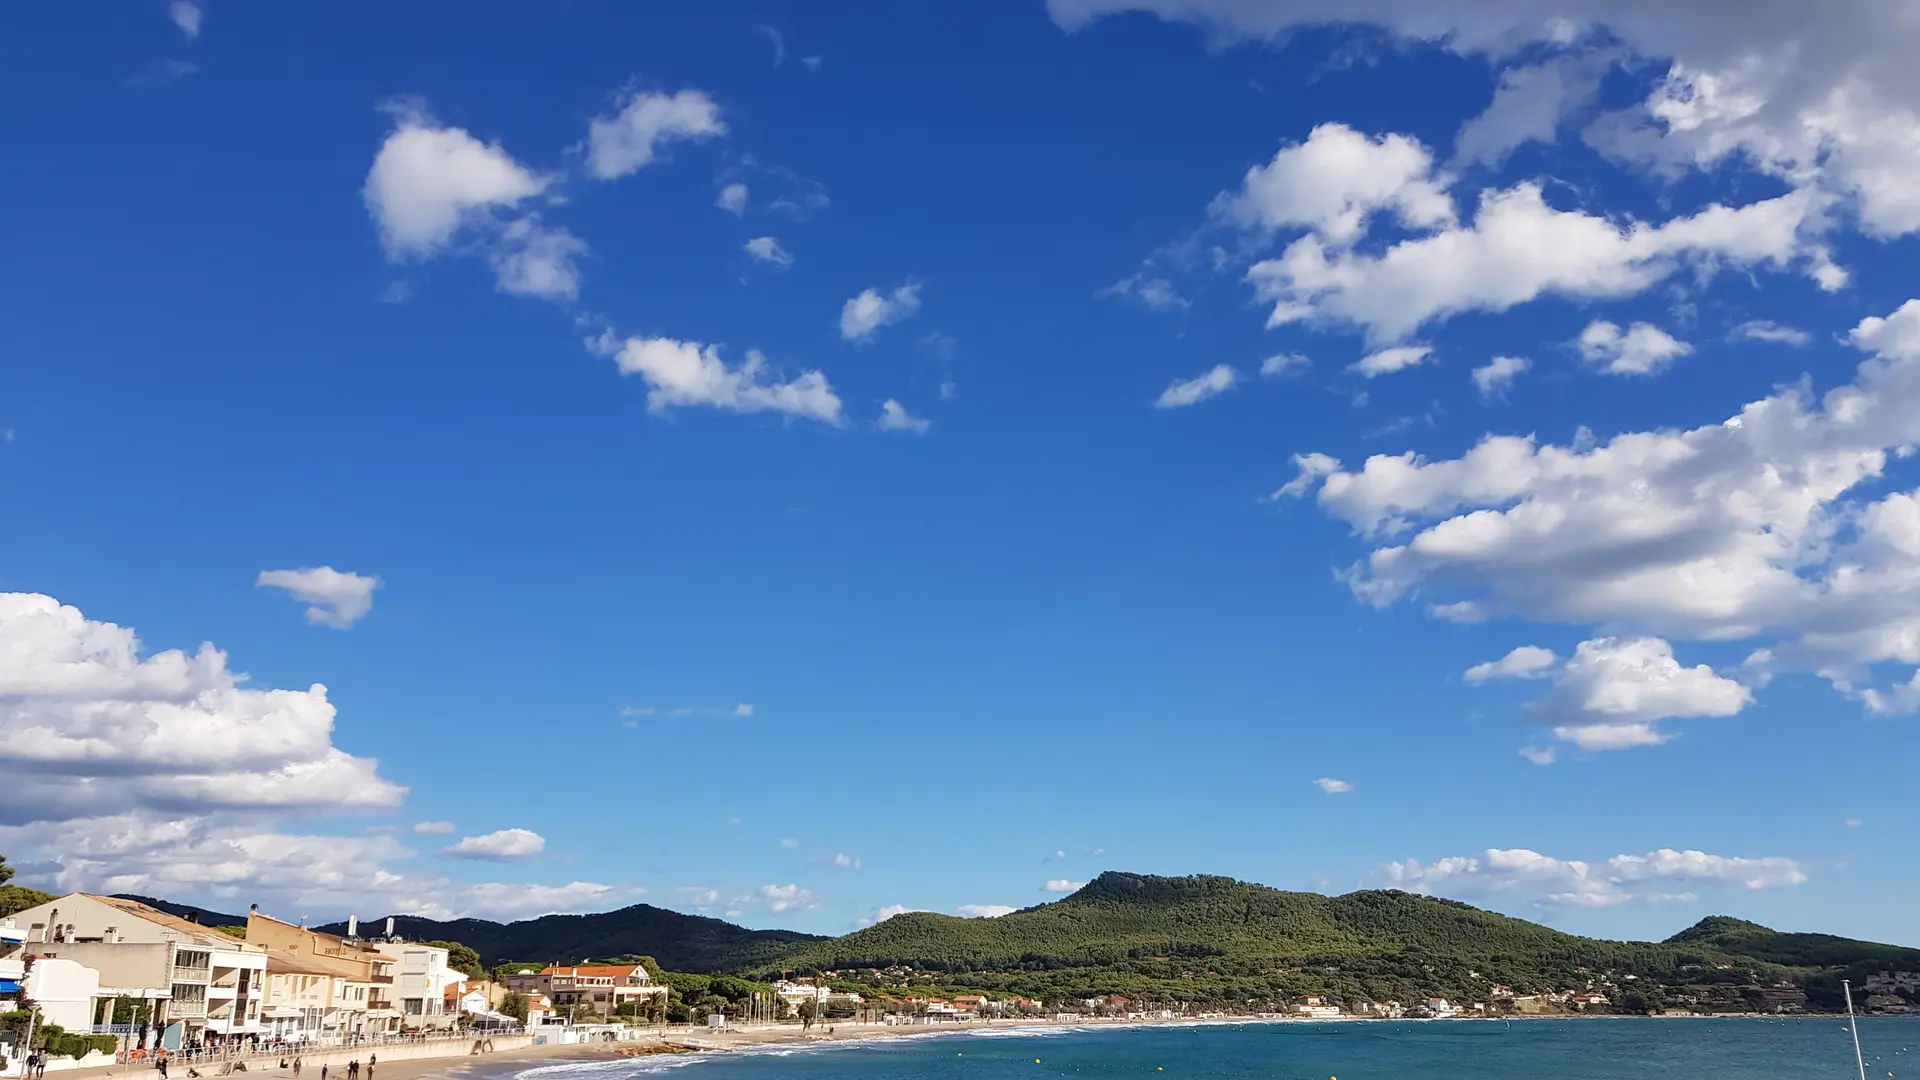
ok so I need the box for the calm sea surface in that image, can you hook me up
[499,1018,1920,1080]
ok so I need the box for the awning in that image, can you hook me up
[0,979,23,993]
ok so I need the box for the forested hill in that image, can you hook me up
[748,872,1918,1006]
[315,903,823,971]
[1667,915,1920,969]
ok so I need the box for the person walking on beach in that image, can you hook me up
[349,1060,359,1080]
[318,1065,326,1080]
[157,1053,170,1080]
[293,1058,302,1078]
[366,1056,374,1080]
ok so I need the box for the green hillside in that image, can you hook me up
[318,903,823,972]
[748,872,1914,1009]
[1667,914,1920,970]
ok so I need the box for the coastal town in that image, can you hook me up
[6,890,1915,1077]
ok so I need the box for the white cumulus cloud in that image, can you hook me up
[586,89,726,180]
[1464,645,1559,683]
[1042,879,1087,893]
[1314,777,1353,794]
[1155,364,1239,408]
[597,334,842,424]
[1352,345,1432,378]
[717,183,749,215]
[840,284,923,341]
[955,904,1018,918]
[363,106,549,260]
[1209,123,1453,245]
[1472,355,1530,397]
[1578,319,1693,376]
[744,236,793,268]
[442,828,546,861]
[1380,846,1806,909]
[257,567,381,629]
[876,399,931,433]
[170,0,201,40]
[1732,320,1812,346]
[755,884,818,913]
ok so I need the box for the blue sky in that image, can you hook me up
[2,0,1918,946]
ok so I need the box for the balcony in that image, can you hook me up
[172,965,212,982]
[170,1001,208,1020]
[370,974,394,984]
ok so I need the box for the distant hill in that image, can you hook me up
[750,871,1918,1006]
[313,903,824,972]
[1667,915,1920,969]
[114,895,247,928]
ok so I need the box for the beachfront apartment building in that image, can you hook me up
[366,940,458,1029]
[245,909,400,1036]
[501,964,667,1016]
[6,893,269,1046]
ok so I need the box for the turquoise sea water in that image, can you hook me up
[504,1019,1920,1080]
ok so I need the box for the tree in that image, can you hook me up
[0,850,56,918]
[427,941,485,979]
[0,853,12,886]
[500,992,528,1023]
[214,926,248,939]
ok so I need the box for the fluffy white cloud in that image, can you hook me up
[363,107,548,259]
[876,399,931,433]
[871,904,927,924]
[1380,846,1806,909]
[1454,52,1610,166]
[1261,353,1310,377]
[586,89,726,180]
[1248,183,1822,344]
[744,236,793,268]
[442,828,546,861]
[1209,123,1453,245]
[170,0,201,40]
[1732,320,1812,346]
[1471,355,1530,397]
[0,593,632,920]
[1155,364,1239,408]
[1351,345,1431,378]
[755,884,817,913]
[1578,319,1692,375]
[596,334,842,424]
[0,593,403,824]
[1463,645,1558,683]
[1314,777,1353,794]
[1278,299,1920,720]
[830,853,861,869]
[955,904,1018,918]
[1042,879,1087,893]
[1526,637,1752,751]
[840,284,922,341]
[257,567,381,629]
[1048,0,1920,237]
[412,821,455,835]
[717,183,749,215]
[490,217,588,300]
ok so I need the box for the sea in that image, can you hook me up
[488,1018,1920,1080]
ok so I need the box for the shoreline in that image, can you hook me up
[377,1011,1898,1080]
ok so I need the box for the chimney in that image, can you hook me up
[347,915,359,939]
[250,904,259,917]
[385,917,394,938]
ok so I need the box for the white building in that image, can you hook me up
[366,940,456,1029]
[8,894,269,1046]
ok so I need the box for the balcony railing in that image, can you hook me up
[170,1002,208,1019]
[173,965,212,981]
[370,974,394,984]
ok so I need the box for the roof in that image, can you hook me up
[541,963,647,977]
[265,949,373,980]
[83,895,262,951]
